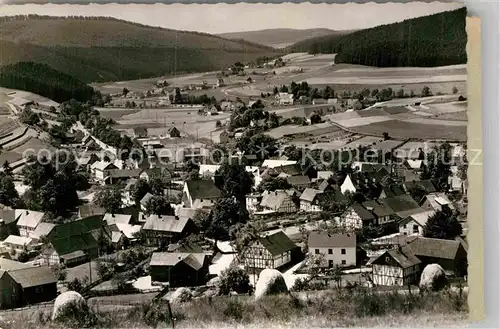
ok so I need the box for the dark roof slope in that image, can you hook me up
[379,194,420,213]
[185,180,221,200]
[9,266,57,288]
[351,203,376,221]
[402,237,463,260]
[372,249,421,269]
[258,231,297,256]
[48,217,104,240]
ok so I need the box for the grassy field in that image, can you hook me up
[1,288,468,329]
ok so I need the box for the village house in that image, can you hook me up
[105,169,143,186]
[398,210,436,236]
[167,126,181,138]
[401,237,467,277]
[0,264,57,309]
[140,167,172,183]
[16,210,45,238]
[308,232,357,268]
[133,127,148,138]
[371,249,422,286]
[246,193,262,214]
[149,252,209,287]
[276,93,294,105]
[241,231,298,270]
[261,159,298,169]
[258,190,298,214]
[2,235,35,253]
[201,105,218,116]
[340,203,376,230]
[299,188,324,212]
[142,215,199,247]
[216,78,225,87]
[90,161,118,184]
[78,204,106,219]
[122,179,138,206]
[420,193,454,212]
[340,174,357,194]
[182,180,222,209]
[402,180,437,195]
[286,175,312,189]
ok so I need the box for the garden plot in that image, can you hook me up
[267,123,331,139]
[371,139,405,151]
[341,136,383,149]
[396,141,441,154]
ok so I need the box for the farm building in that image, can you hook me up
[401,237,468,277]
[402,180,437,195]
[240,231,298,270]
[286,175,312,189]
[149,252,209,287]
[371,249,421,286]
[29,222,56,242]
[0,265,57,308]
[308,232,356,268]
[0,210,21,237]
[216,78,225,87]
[167,126,181,138]
[90,161,118,184]
[142,215,199,247]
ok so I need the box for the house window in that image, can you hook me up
[413,225,419,233]
[403,224,407,229]
[259,251,263,256]
[315,249,320,255]
[341,249,346,255]
[341,260,346,265]
[328,260,334,268]
[328,249,333,254]
[385,256,390,263]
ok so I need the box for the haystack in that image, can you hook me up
[254,269,289,300]
[52,291,88,320]
[419,264,448,291]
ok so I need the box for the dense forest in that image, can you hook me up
[0,62,98,103]
[0,15,279,82]
[289,8,467,67]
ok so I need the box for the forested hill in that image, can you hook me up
[0,15,280,83]
[0,62,99,103]
[289,7,467,67]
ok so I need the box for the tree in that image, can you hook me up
[396,89,405,98]
[215,162,254,202]
[215,120,222,128]
[408,184,427,203]
[95,187,122,214]
[382,132,391,140]
[421,86,432,97]
[17,251,29,262]
[273,86,279,95]
[19,107,40,125]
[203,198,249,240]
[22,152,86,217]
[144,195,173,216]
[426,143,452,191]
[258,176,291,192]
[0,172,20,207]
[52,264,68,281]
[217,266,251,295]
[371,89,379,97]
[310,113,322,124]
[423,208,463,240]
[122,87,129,96]
[452,86,459,94]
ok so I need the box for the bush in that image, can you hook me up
[128,300,184,327]
[218,266,252,295]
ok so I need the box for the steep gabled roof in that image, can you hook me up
[143,215,194,234]
[150,252,206,271]
[350,203,376,221]
[308,232,356,248]
[185,180,221,200]
[372,249,421,269]
[258,231,297,256]
[402,237,463,260]
[15,210,44,229]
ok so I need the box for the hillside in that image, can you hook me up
[289,7,467,67]
[0,15,280,83]
[0,62,97,103]
[218,28,346,49]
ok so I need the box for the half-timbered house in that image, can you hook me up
[240,231,298,270]
[371,249,421,286]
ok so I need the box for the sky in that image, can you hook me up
[0,2,464,34]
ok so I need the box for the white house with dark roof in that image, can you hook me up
[15,210,45,238]
[276,93,294,105]
[371,249,422,286]
[2,235,35,253]
[258,190,297,214]
[308,232,356,268]
[182,180,222,209]
[398,210,436,236]
[90,161,118,184]
[340,204,376,230]
[340,174,357,194]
